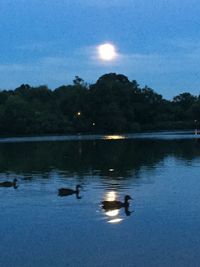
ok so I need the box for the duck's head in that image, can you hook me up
[124,195,132,202]
[13,179,18,189]
[76,184,82,192]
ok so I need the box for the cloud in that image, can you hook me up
[16,43,48,52]
[85,39,200,76]
[76,0,135,7]
[0,52,96,89]
[81,43,200,98]
[1,41,200,99]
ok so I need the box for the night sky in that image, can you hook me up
[1,0,200,98]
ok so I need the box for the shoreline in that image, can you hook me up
[0,130,198,143]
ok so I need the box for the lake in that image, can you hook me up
[0,132,200,267]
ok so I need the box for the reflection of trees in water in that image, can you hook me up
[0,139,199,180]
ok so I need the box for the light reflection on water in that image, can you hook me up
[108,218,123,224]
[105,209,119,217]
[103,135,126,140]
[105,191,117,201]
[102,191,124,223]
[0,135,200,266]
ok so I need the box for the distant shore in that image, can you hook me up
[0,73,198,136]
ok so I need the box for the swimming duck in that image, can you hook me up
[0,178,18,189]
[101,195,132,210]
[58,184,82,197]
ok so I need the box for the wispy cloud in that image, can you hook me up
[76,0,135,7]
[166,38,200,53]
[16,40,63,52]
[85,40,200,74]
[16,43,47,52]
[1,42,200,99]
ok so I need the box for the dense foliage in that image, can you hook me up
[0,73,199,136]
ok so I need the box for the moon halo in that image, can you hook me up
[97,43,117,61]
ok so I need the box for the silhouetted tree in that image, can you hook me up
[0,73,198,135]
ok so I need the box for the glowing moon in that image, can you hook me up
[98,43,117,61]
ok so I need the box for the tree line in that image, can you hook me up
[0,73,199,136]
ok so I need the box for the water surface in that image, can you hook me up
[0,132,200,266]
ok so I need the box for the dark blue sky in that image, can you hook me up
[1,0,200,98]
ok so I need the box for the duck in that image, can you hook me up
[0,178,18,189]
[101,195,132,210]
[58,184,82,197]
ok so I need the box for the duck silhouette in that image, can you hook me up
[0,178,18,189]
[101,195,132,211]
[58,184,82,198]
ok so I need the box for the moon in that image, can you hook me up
[98,43,117,61]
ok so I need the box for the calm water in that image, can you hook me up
[1,132,200,267]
